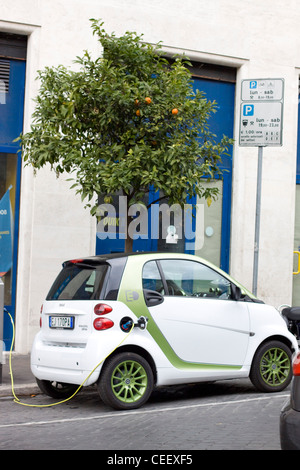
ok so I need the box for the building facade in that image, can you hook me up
[1,0,300,353]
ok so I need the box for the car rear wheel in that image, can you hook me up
[250,340,293,392]
[98,352,154,410]
[36,379,79,399]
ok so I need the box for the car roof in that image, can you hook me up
[64,252,193,265]
[64,252,143,264]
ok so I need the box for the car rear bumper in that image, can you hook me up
[30,332,110,386]
[31,363,101,386]
[280,399,300,450]
[31,349,102,386]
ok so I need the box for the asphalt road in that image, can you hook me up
[0,378,289,453]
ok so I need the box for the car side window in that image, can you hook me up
[142,261,165,294]
[159,259,231,299]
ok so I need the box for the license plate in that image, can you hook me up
[49,316,74,329]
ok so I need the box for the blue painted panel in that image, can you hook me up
[0,59,26,349]
[192,78,235,171]
[192,78,235,271]
[0,60,26,149]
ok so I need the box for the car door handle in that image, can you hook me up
[143,289,164,307]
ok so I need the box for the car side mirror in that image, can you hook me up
[231,283,242,301]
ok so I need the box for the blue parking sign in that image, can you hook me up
[243,104,254,116]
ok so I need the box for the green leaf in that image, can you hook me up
[19,18,232,229]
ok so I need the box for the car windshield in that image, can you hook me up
[46,263,108,300]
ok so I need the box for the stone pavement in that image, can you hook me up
[0,353,39,397]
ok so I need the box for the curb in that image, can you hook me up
[0,384,40,398]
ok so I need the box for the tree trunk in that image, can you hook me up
[124,212,134,253]
[125,234,133,253]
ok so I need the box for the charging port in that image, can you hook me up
[120,316,149,332]
[120,317,133,333]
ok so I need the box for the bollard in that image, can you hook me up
[0,278,4,384]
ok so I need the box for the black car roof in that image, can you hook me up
[64,252,155,265]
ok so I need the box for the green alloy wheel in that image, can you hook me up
[250,340,292,392]
[98,352,154,410]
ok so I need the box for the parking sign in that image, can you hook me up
[239,78,284,147]
[243,104,254,116]
[241,78,284,102]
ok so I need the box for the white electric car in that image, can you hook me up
[31,252,299,410]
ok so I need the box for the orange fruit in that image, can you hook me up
[172,108,178,115]
[134,99,139,106]
[145,97,152,104]
[136,109,141,116]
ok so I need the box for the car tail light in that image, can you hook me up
[93,317,114,331]
[94,303,113,315]
[293,352,300,376]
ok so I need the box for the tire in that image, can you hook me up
[36,379,80,399]
[98,352,154,410]
[250,340,293,392]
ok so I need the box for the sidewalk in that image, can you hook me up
[0,353,39,397]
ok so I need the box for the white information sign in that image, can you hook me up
[239,78,284,147]
[241,79,284,101]
[239,101,283,146]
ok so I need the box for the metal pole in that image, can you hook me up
[253,146,263,296]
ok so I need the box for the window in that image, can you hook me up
[0,59,10,102]
[46,264,108,300]
[142,261,164,294]
[159,259,231,299]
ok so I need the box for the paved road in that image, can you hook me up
[0,379,288,452]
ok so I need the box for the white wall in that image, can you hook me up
[1,0,299,351]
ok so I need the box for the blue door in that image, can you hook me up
[0,58,26,349]
[187,78,235,271]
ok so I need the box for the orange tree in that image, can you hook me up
[19,19,232,251]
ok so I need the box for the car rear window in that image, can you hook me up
[46,263,109,300]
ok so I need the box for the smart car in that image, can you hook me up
[31,252,299,410]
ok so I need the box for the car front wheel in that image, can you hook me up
[250,340,293,392]
[98,352,154,410]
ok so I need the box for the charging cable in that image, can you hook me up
[4,309,135,408]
